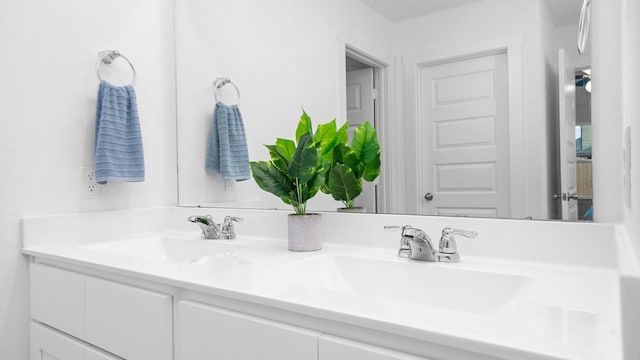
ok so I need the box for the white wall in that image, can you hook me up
[592,0,625,225]
[622,0,640,261]
[175,0,393,211]
[0,1,177,358]
[593,0,640,355]
[620,0,640,354]
[540,0,561,220]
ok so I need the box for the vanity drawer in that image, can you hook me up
[30,322,120,360]
[30,263,85,339]
[85,276,173,360]
[178,300,320,360]
[320,335,432,360]
[30,322,84,360]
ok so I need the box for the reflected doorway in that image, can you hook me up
[575,67,593,220]
[345,52,380,213]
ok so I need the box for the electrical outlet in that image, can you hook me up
[82,167,101,199]
[224,180,235,192]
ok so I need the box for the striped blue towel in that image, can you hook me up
[206,102,250,181]
[94,81,145,184]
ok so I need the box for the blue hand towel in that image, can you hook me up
[94,81,145,184]
[206,102,250,181]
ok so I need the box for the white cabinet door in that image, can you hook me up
[178,301,320,360]
[85,277,173,360]
[30,322,119,360]
[319,335,432,360]
[30,264,85,339]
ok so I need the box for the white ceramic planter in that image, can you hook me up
[287,213,322,251]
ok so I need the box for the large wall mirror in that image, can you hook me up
[175,0,594,221]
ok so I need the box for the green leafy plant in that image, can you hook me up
[249,110,344,215]
[324,121,381,209]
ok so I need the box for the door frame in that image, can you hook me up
[558,48,579,221]
[403,32,526,218]
[336,30,396,213]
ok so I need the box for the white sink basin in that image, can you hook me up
[259,255,532,315]
[82,237,242,262]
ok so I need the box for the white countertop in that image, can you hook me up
[23,231,622,360]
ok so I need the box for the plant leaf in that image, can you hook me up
[335,143,365,178]
[249,161,294,204]
[336,121,349,145]
[327,163,362,204]
[267,137,296,169]
[288,133,318,184]
[314,119,339,158]
[304,171,325,201]
[265,144,287,171]
[351,121,380,164]
[362,154,381,182]
[295,110,313,143]
[276,138,296,160]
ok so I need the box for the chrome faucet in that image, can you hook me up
[385,225,477,262]
[188,215,243,240]
[384,225,438,261]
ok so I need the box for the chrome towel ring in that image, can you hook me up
[214,77,240,104]
[577,0,591,55]
[96,50,137,87]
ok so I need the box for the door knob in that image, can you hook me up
[424,193,434,201]
[554,193,579,201]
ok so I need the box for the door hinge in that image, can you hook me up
[371,88,379,100]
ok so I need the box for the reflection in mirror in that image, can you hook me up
[176,0,594,221]
[575,67,593,220]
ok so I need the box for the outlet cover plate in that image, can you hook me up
[82,167,101,199]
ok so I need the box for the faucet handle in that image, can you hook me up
[384,225,412,241]
[188,215,214,226]
[385,225,436,260]
[438,228,477,263]
[222,216,243,230]
[384,225,409,232]
[221,216,243,239]
[384,225,412,256]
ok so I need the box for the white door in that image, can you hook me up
[346,67,377,212]
[418,52,510,218]
[558,49,579,221]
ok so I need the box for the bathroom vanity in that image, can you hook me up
[23,207,624,360]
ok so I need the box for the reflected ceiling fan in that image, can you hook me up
[576,69,591,93]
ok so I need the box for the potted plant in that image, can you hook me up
[324,121,381,212]
[249,110,343,251]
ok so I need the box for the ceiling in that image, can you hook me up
[360,0,583,26]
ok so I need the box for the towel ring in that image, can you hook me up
[96,50,137,87]
[214,77,241,104]
[577,0,591,54]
